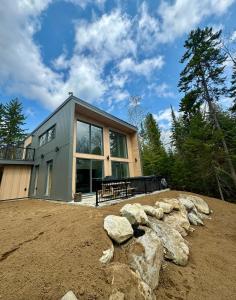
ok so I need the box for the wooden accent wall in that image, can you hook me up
[72,113,142,195]
[0,165,31,200]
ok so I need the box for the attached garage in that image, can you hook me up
[0,165,32,200]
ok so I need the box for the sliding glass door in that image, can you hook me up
[76,159,103,193]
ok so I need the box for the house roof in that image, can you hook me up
[30,95,137,136]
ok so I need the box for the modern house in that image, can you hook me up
[0,95,142,201]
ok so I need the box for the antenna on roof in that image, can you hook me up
[68,92,73,97]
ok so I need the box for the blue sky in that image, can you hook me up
[0,0,236,146]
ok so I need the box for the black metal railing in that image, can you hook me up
[94,175,168,206]
[0,145,35,161]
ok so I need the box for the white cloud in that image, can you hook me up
[149,83,175,98]
[118,57,164,77]
[157,0,235,42]
[231,30,236,42]
[74,11,136,63]
[0,0,235,112]
[154,107,179,148]
[154,108,179,124]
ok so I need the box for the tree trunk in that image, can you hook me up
[201,72,236,189]
[214,167,225,201]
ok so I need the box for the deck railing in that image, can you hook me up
[0,145,35,161]
[94,175,168,206]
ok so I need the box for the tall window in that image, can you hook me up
[110,131,128,158]
[45,161,53,196]
[76,121,103,155]
[33,165,39,195]
[111,161,129,179]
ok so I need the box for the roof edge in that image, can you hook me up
[28,95,137,138]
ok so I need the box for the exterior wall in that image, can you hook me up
[0,165,31,200]
[29,101,75,201]
[72,112,142,195]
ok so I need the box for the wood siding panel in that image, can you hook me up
[0,165,31,200]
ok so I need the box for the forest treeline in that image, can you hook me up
[137,27,236,202]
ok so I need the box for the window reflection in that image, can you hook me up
[76,121,103,155]
[110,131,128,158]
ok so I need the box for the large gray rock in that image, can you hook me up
[142,205,164,219]
[163,204,190,237]
[180,194,210,214]
[120,203,149,225]
[104,215,133,244]
[109,291,125,300]
[149,217,189,266]
[99,244,114,264]
[155,201,174,213]
[105,263,155,300]
[178,196,195,211]
[162,198,180,210]
[188,211,204,226]
[129,227,164,290]
[61,291,78,300]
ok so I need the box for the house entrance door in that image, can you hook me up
[76,159,103,193]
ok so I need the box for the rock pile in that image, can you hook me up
[100,194,211,300]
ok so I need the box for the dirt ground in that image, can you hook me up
[0,190,235,300]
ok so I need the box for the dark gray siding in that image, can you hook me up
[29,100,75,201]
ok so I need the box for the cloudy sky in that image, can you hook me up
[0,0,236,145]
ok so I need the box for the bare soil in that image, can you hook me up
[0,191,235,300]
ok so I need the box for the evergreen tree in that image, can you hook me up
[178,27,236,188]
[141,113,168,176]
[3,99,26,145]
[229,64,236,112]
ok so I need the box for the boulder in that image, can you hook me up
[162,198,180,210]
[155,201,174,213]
[104,215,133,244]
[61,291,78,300]
[99,244,114,264]
[109,291,125,300]
[180,194,210,214]
[105,263,155,300]
[129,227,163,290]
[142,205,164,219]
[163,204,190,237]
[120,204,149,225]
[149,217,189,266]
[188,211,204,226]
[178,196,194,211]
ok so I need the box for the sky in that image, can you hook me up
[0,0,236,147]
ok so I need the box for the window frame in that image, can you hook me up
[109,130,128,159]
[45,160,53,196]
[39,124,56,147]
[111,161,130,179]
[76,120,104,156]
[33,165,39,196]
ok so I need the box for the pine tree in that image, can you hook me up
[178,27,236,189]
[141,113,168,176]
[229,64,236,112]
[4,99,26,145]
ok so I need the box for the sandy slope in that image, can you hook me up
[0,191,235,300]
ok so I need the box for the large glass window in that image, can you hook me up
[76,159,103,193]
[33,165,39,195]
[111,161,129,179]
[110,131,128,158]
[76,121,103,155]
[45,160,53,196]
